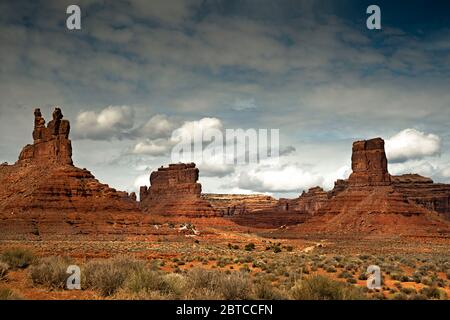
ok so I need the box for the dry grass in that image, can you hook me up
[290,275,366,300]
[0,248,35,269]
[0,288,22,300]
[0,261,9,280]
[30,256,71,289]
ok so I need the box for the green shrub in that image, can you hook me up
[346,277,357,284]
[187,268,220,290]
[163,273,187,297]
[290,275,365,300]
[126,269,186,298]
[30,256,70,289]
[371,292,386,300]
[0,248,35,269]
[411,271,423,283]
[325,266,337,273]
[408,293,427,300]
[391,273,410,282]
[338,271,353,279]
[358,254,370,261]
[421,276,433,286]
[185,268,253,299]
[253,280,287,300]
[391,292,408,300]
[125,269,162,293]
[0,262,9,280]
[419,286,448,300]
[244,243,255,251]
[273,246,282,253]
[400,287,416,295]
[358,272,368,281]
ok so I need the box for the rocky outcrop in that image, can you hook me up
[392,174,450,220]
[281,187,329,215]
[140,163,219,217]
[202,194,278,215]
[293,138,449,235]
[0,108,138,214]
[348,138,391,186]
[18,108,73,166]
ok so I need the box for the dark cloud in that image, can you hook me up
[1,0,450,195]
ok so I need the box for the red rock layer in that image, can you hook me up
[0,108,138,215]
[18,108,73,166]
[392,174,450,220]
[202,194,278,215]
[140,163,219,217]
[348,138,391,186]
[292,138,450,235]
[0,163,137,213]
[278,187,329,215]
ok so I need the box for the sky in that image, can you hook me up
[1,0,450,198]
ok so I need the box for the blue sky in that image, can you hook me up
[1,0,450,198]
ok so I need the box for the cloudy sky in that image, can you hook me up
[1,0,450,198]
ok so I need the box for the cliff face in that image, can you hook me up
[392,174,450,220]
[291,138,450,235]
[285,138,450,223]
[0,108,138,214]
[140,163,219,217]
[278,187,329,215]
[18,108,73,166]
[202,194,278,215]
[348,138,391,186]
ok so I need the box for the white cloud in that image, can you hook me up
[323,165,352,190]
[132,139,173,156]
[441,166,450,178]
[133,173,149,189]
[232,98,257,111]
[132,117,224,159]
[172,117,223,139]
[137,114,177,139]
[74,106,134,140]
[389,160,437,177]
[385,128,441,163]
[238,163,323,193]
[197,162,235,178]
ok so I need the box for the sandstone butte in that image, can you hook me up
[0,108,449,239]
[283,138,450,236]
[139,163,219,217]
[0,108,146,240]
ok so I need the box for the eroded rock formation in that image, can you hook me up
[348,138,391,186]
[392,174,450,220]
[18,108,73,165]
[140,163,218,217]
[279,187,329,215]
[202,194,278,215]
[0,108,138,214]
[291,138,450,235]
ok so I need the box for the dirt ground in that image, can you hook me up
[0,220,449,300]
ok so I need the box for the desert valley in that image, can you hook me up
[0,108,449,300]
